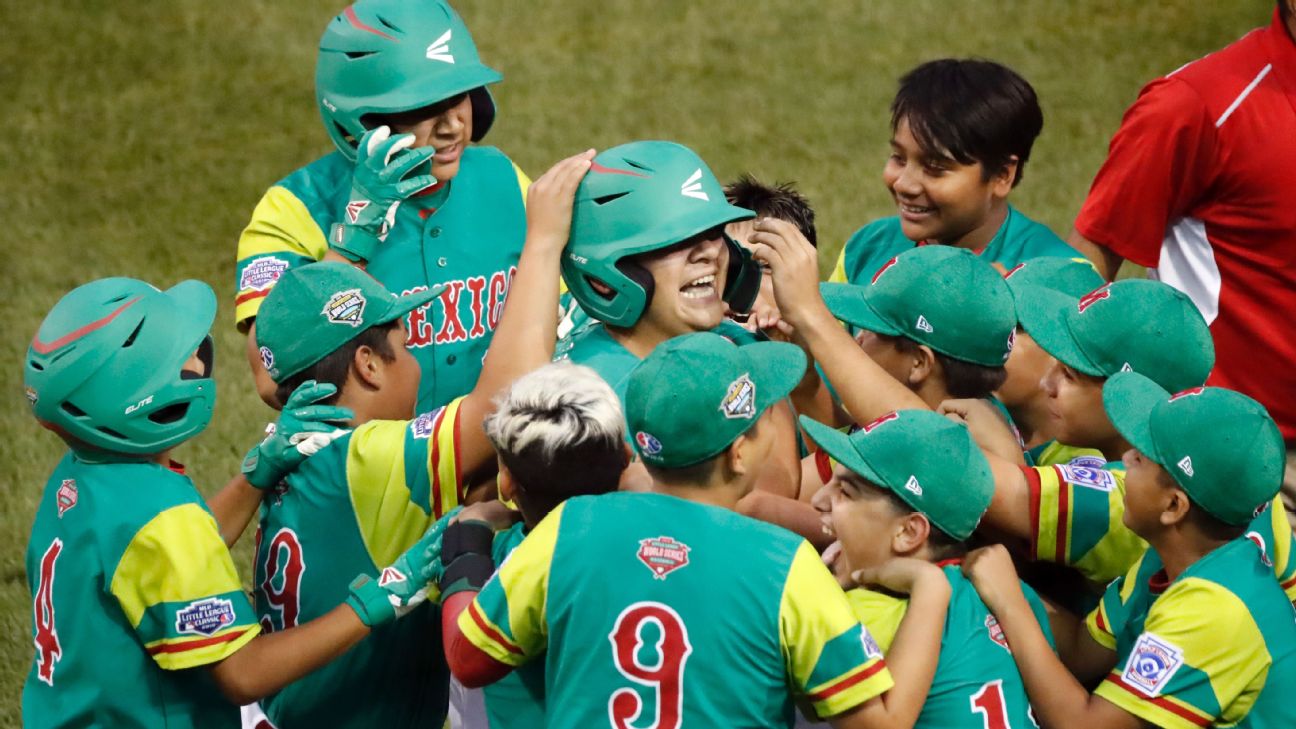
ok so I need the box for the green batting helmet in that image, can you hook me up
[316,0,502,160]
[562,141,762,328]
[25,278,217,459]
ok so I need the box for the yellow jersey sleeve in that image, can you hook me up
[458,502,562,666]
[827,246,848,284]
[844,588,907,653]
[1094,578,1271,729]
[1249,496,1296,602]
[780,542,893,719]
[234,186,329,327]
[347,398,465,568]
[110,504,260,670]
[512,162,531,205]
[1024,463,1147,583]
[1085,554,1145,651]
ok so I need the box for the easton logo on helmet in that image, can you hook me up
[323,289,367,327]
[425,29,454,63]
[637,536,691,580]
[719,374,756,419]
[680,169,709,201]
[1077,286,1112,313]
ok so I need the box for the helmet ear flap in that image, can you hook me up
[722,236,761,315]
[615,259,656,325]
[468,87,496,142]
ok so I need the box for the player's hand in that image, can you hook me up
[853,557,945,595]
[937,398,1025,465]
[524,149,595,252]
[746,218,831,330]
[345,515,454,627]
[241,381,353,490]
[451,500,516,531]
[961,545,1028,613]
[329,125,438,262]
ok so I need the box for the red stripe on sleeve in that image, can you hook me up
[467,601,524,656]
[808,660,888,702]
[1053,466,1071,564]
[444,593,514,688]
[429,407,445,518]
[147,628,249,655]
[235,289,271,306]
[1021,465,1043,557]
[451,403,464,503]
[1104,673,1212,727]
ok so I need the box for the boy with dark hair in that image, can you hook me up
[440,333,953,727]
[806,409,1052,728]
[725,175,818,333]
[235,152,591,728]
[21,277,444,728]
[962,375,1296,729]
[829,58,1075,285]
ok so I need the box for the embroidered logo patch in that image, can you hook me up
[1005,328,1016,358]
[378,567,407,587]
[1077,286,1112,313]
[1119,362,1134,373]
[175,597,237,637]
[258,346,274,371]
[680,169,709,201]
[1057,464,1116,492]
[862,629,883,660]
[239,256,289,292]
[1068,454,1107,470]
[904,475,923,496]
[914,315,934,334]
[1122,632,1184,696]
[635,431,663,457]
[323,289,366,327]
[637,536,690,580]
[719,374,756,419]
[56,480,77,518]
[861,411,899,434]
[1245,531,1274,567]
[1176,456,1194,478]
[410,411,435,439]
[985,614,1010,652]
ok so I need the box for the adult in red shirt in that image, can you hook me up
[1069,2,1296,525]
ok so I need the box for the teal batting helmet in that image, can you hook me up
[25,278,217,459]
[562,141,762,328]
[316,0,502,160]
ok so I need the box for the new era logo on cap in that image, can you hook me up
[680,169,709,201]
[904,475,923,496]
[1177,456,1194,477]
[719,374,756,419]
[915,315,934,333]
[426,29,454,63]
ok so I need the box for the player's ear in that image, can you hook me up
[893,511,930,555]
[725,434,750,478]
[991,155,1019,196]
[907,345,937,388]
[1160,485,1193,528]
[352,344,383,389]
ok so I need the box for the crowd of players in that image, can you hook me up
[20,0,1296,727]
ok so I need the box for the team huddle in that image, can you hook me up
[21,0,1296,728]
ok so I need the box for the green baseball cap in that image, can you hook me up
[1003,257,1105,300]
[821,246,1016,367]
[800,410,992,541]
[256,262,441,382]
[1017,279,1214,392]
[626,332,805,468]
[1103,372,1283,526]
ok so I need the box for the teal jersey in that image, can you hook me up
[1087,538,1296,728]
[830,205,1077,285]
[461,493,894,726]
[235,147,530,412]
[481,523,547,728]
[252,399,469,728]
[23,455,260,729]
[848,565,1053,729]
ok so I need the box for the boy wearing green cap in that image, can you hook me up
[21,277,448,729]
[235,0,532,413]
[444,333,951,728]
[805,409,1053,729]
[240,153,589,728]
[962,375,1296,729]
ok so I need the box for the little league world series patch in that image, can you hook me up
[1057,464,1117,492]
[1122,632,1184,697]
[720,374,756,419]
[638,536,690,580]
[175,597,237,637]
[324,289,366,327]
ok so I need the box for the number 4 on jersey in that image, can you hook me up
[33,539,64,686]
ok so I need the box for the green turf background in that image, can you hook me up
[0,0,1274,721]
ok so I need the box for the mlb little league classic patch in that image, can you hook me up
[1122,632,1184,697]
[239,256,289,292]
[175,597,237,637]
[323,288,367,327]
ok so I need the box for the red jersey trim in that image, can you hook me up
[147,628,250,655]
[808,660,888,702]
[1021,465,1043,558]
[467,601,524,655]
[235,289,270,306]
[1104,672,1212,727]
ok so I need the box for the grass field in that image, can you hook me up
[0,0,1274,722]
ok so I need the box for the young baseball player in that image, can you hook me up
[962,374,1296,729]
[21,277,447,728]
[724,175,818,334]
[997,257,1105,455]
[235,0,530,412]
[750,218,1296,601]
[438,333,954,727]
[829,58,1075,285]
[239,152,590,728]
[806,410,1053,729]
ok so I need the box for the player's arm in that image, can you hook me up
[453,150,595,473]
[738,489,835,550]
[937,398,1033,545]
[1044,595,1119,684]
[830,559,952,729]
[1067,231,1123,282]
[749,218,927,425]
[962,546,1143,729]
